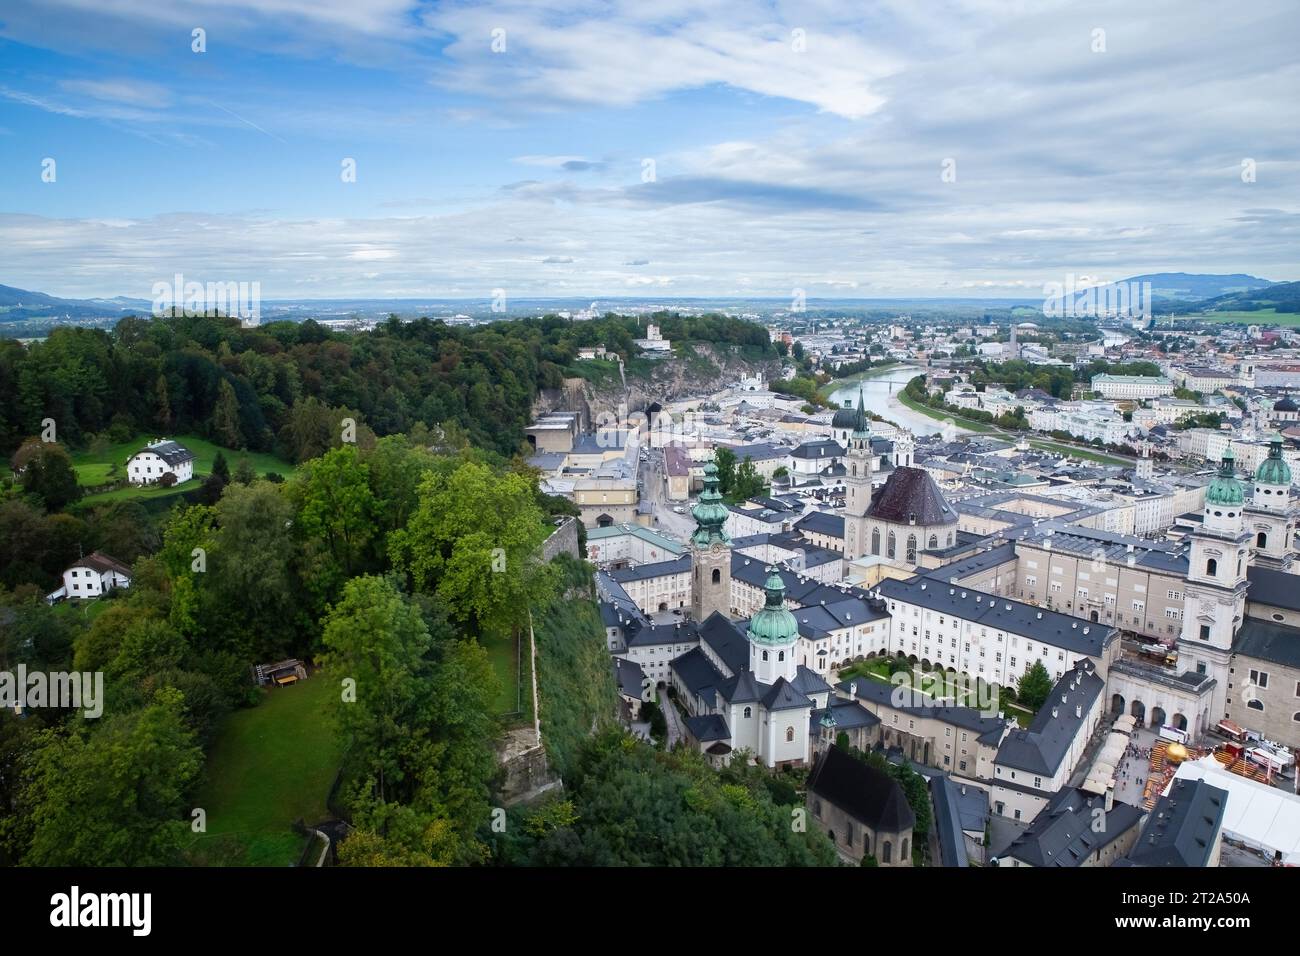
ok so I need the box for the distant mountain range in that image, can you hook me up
[1193,279,1300,313]
[1,273,1293,330]
[0,284,151,322]
[1123,272,1275,301]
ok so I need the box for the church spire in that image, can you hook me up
[852,385,871,438]
[690,461,731,548]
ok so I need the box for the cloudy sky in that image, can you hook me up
[0,0,1297,300]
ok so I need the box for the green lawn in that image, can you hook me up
[49,597,115,625]
[1189,309,1300,327]
[1026,439,1129,466]
[70,433,294,507]
[895,390,996,432]
[188,676,343,867]
[483,626,530,725]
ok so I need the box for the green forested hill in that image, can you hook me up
[0,311,776,460]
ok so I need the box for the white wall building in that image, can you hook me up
[126,439,196,485]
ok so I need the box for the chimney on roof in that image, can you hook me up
[1076,704,1082,718]
[1052,707,1059,719]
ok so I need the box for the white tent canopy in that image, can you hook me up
[1173,756,1300,865]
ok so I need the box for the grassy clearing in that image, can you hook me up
[188,676,342,867]
[71,433,293,486]
[1027,439,1129,466]
[70,433,294,507]
[563,358,623,388]
[483,626,527,721]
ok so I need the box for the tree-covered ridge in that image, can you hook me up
[0,436,566,867]
[0,311,777,460]
[493,728,839,867]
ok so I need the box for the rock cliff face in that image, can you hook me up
[533,344,783,420]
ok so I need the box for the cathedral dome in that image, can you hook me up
[1206,449,1245,506]
[1256,435,1292,487]
[831,404,859,429]
[1273,395,1297,413]
[833,386,872,438]
[747,568,798,646]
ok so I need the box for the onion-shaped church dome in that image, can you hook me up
[746,568,798,646]
[1255,434,1292,487]
[1206,449,1245,506]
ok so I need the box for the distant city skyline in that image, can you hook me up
[1,0,1297,300]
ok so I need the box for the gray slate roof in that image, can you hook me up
[130,439,195,467]
[1247,565,1300,613]
[684,713,731,743]
[1233,616,1300,669]
[995,663,1105,776]
[1003,787,1143,867]
[1120,778,1227,868]
[807,746,916,834]
[875,576,1116,657]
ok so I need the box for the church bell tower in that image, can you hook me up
[1177,450,1249,721]
[843,387,875,561]
[690,461,732,622]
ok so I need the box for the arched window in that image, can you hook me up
[762,650,768,662]
[906,535,917,563]
[1257,532,1268,549]
[882,841,893,864]
[785,726,795,742]
[901,838,909,860]
[778,650,785,662]
[1247,699,1264,711]
[871,528,880,555]
[711,568,721,584]
[887,531,896,559]
[743,706,752,718]
[1206,558,1218,577]
[947,532,953,546]
[1293,712,1300,723]
[928,535,938,550]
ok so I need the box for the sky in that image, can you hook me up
[0,0,1297,301]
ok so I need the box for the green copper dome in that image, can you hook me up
[747,568,798,646]
[1206,449,1244,506]
[690,461,731,548]
[1255,435,1292,487]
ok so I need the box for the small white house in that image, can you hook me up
[46,552,133,603]
[126,439,196,485]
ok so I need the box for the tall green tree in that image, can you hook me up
[1017,660,1054,712]
[293,445,377,579]
[8,687,202,866]
[212,378,243,448]
[322,576,498,865]
[714,447,737,496]
[20,443,82,511]
[389,459,555,637]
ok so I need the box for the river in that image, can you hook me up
[827,365,956,437]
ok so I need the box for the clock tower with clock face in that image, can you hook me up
[689,461,732,622]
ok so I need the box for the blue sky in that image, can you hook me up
[0,0,1297,299]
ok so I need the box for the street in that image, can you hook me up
[638,444,696,541]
